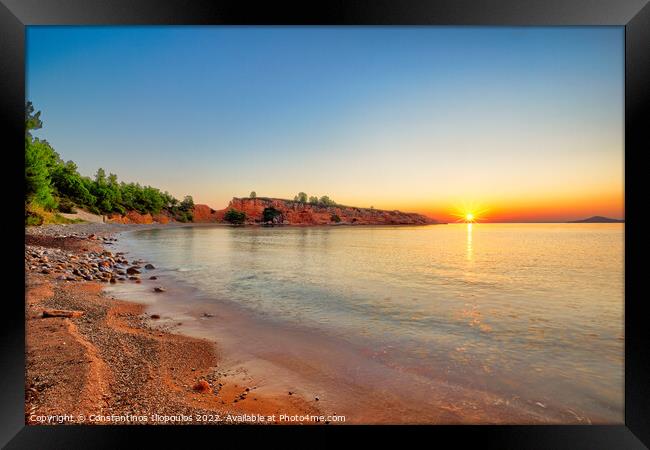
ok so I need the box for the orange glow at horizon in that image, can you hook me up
[384,189,625,223]
[420,195,623,223]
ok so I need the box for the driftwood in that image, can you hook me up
[42,309,84,318]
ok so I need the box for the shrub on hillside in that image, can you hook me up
[174,211,193,223]
[224,209,246,225]
[57,197,77,214]
[25,211,43,226]
[319,196,336,207]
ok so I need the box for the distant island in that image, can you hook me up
[568,216,624,223]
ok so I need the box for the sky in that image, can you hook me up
[26,26,624,222]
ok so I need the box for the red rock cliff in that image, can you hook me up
[192,204,225,223]
[224,197,437,225]
[104,200,437,225]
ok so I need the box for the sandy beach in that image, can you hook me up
[25,223,324,425]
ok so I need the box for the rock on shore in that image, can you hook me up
[26,243,146,284]
[25,225,159,285]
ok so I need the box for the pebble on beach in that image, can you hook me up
[24,227,153,288]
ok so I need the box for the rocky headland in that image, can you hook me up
[95,197,437,226]
[226,197,437,225]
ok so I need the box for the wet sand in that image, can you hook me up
[112,272,596,425]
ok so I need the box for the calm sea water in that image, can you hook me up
[112,223,624,423]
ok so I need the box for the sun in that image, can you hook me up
[450,202,489,223]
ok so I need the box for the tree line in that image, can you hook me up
[25,102,195,224]
[291,192,337,206]
[248,191,337,207]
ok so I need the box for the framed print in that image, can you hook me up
[1,0,648,448]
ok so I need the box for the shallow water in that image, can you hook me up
[108,223,624,423]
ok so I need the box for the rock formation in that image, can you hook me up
[102,197,437,225]
[220,197,436,225]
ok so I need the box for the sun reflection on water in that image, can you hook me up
[466,223,473,261]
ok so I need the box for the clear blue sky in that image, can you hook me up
[26,26,624,221]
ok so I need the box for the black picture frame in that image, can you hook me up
[1,0,647,448]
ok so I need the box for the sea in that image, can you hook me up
[106,223,624,424]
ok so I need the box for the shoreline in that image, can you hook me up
[25,223,324,425]
[25,222,612,425]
